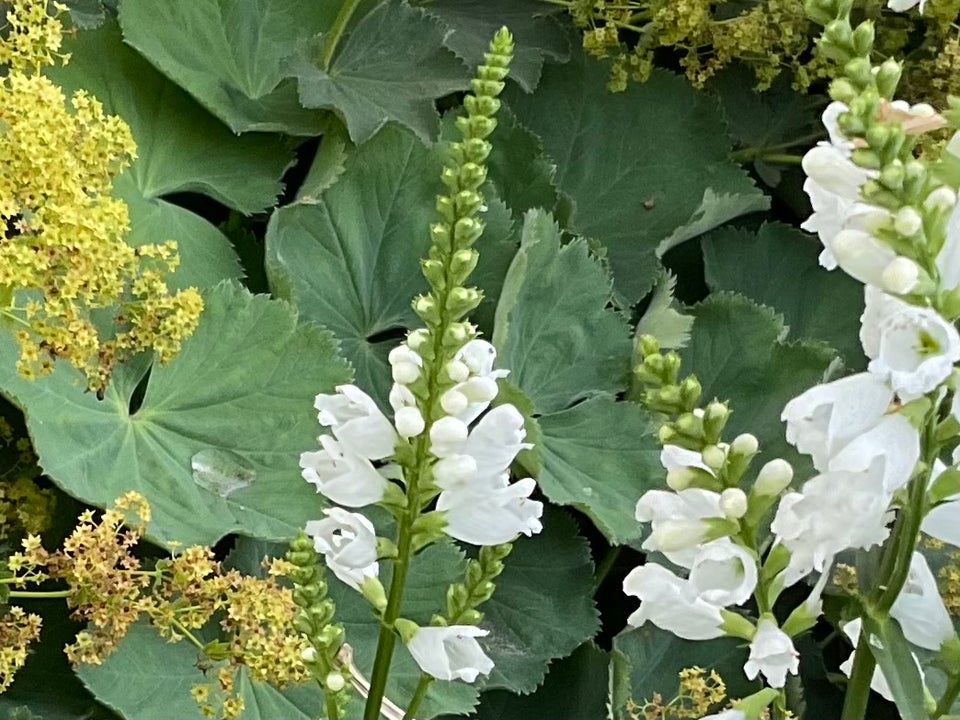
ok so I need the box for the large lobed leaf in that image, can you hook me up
[0,283,352,548]
[118,0,332,135]
[505,46,768,302]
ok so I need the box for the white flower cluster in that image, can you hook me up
[782,99,960,689]
[299,335,543,684]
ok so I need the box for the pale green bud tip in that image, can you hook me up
[407,328,429,351]
[719,608,757,641]
[926,186,958,213]
[652,520,709,551]
[325,672,346,693]
[731,433,759,456]
[301,646,317,663]
[701,444,726,470]
[893,207,923,237]
[881,256,921,295]
[666,466,694,491]
[755,459,793,495]
[719,488,748,519]
[394,618,419,643]
[705,401,727,422]
[637,334,660,357]
[360,576,388,613]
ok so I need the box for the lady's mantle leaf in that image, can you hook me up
[506,46,767,302]
[49,23,295,288]
[118,0,331,134]
[0,283,352,547]
[294,0,469,144]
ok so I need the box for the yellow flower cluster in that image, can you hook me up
[0,416,51,541]
[0,0,202,391]
[0,606,41,692]
[3,493,311,715]
[628,666,728,719]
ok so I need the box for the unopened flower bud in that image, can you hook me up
[652,519,710,552]
[392,361,420,384]
[720,488,748,519]
[301,647,317,663]
[430,417,469,456]
[440,389,469,415]
[893,207,923,237]
[461,376,498,402]
[407,329,430,351]
[731,433,759,456]
[325,672,346,693]
[755,459,793,495]
[881,257,921,294]
[446,359,470,382]
[926,186,958,213]
[395,407,426,438]
[702,444,726,470]
[666,466,695,491]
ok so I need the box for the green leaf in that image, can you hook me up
[77,620,321,720]
[0,283,352,548]
[266,124,515,408]
[485,110,559,220]
[117,0,331,135]
[327,543,479,719]
[471,642,609,719]
[702,223,866,370]
[493,209,632,414]
[536,396,661,544]
[635,270,693,350]
[611,626,758,720]
[48,22,295,287]
[861,613,931,720]
[293,1,468,144]
[421,0,570,92]
[479,507,599,694]
[505,47,767,302]
[681,293,837,470]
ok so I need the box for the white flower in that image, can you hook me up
[827,413,919,493]
[831,228,899,288]
[315,385,398,460]
[840,619,925,702]
[887,0,925,12]
[622,563,725,640]
[394,406,425,438]
[686,538,758,607]
[388,345,423,385]
[429,416,470,458]
[458,404,532,482]
[660,445,715,489]
[743,618,799,688]
[861,286,960,400]
[300,435,388,507]
[782,372,893,472]
[636,488,724,567]
[405,625,494,682]
[388,382,417,412]
[771,467,892,587]
[306,508,379,590]
[922,492,960,547]
[446,339,509,424]
[890,552,955,650]
[437,476,543,545]
[937,186,960,293]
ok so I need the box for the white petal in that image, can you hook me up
[405,625,494,683]
[622,563,724,640]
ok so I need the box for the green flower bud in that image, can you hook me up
[843,57,873,87]
[413,294,440,324]
[875,58,902,99]
[851,20,874,57]
[829,78,858,104]
[360,576,388,613]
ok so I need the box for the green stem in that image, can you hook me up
[319,0,363,72]
[592,546,622,591]
[7,589,71,599]
[841,632,877,720]
[751,152,804,165]
[325,688,340,720]
[403,674,433,720]
[933,672,960,718]
[730,132,826,161]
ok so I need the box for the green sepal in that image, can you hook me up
[394,617,419,643]
[201,639,231,661]
[410,510,449,552]
[720,609,756,641]
[359,576,388,613]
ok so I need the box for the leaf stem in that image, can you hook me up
[319,0,363,72]
[7,589,71,599]
[933,672,960,718]
[592,545,622,591]
[403,674,433,720]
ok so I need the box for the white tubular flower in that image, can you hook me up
[433,454,479,492]
[937,191,960,293]
[459,404,532,483]
[831,228,899,287]
[781,372,893,471]
[881,256,921,294]
[300,435,388,507]
[922,491,960,548]
[388,382,417,412]
[315,385,398,461]
[840,619,925,702]
[686,538,758,606]
[622,563,725,640]
[890,552,955,651]
[771,468,892,587]
[437,476,543,545]
[394,406,425,438]
[743,618,799,689]
[404,625,494,683]
[861,286,960,400]
[827,413,920,493]
[887,0,924,12]
[635,488,724,568]
[456,339,505,378]
[306,508,379,590]
[388,345,423,385]
[429,416,470,458]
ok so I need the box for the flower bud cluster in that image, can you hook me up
[626,336,800,691]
